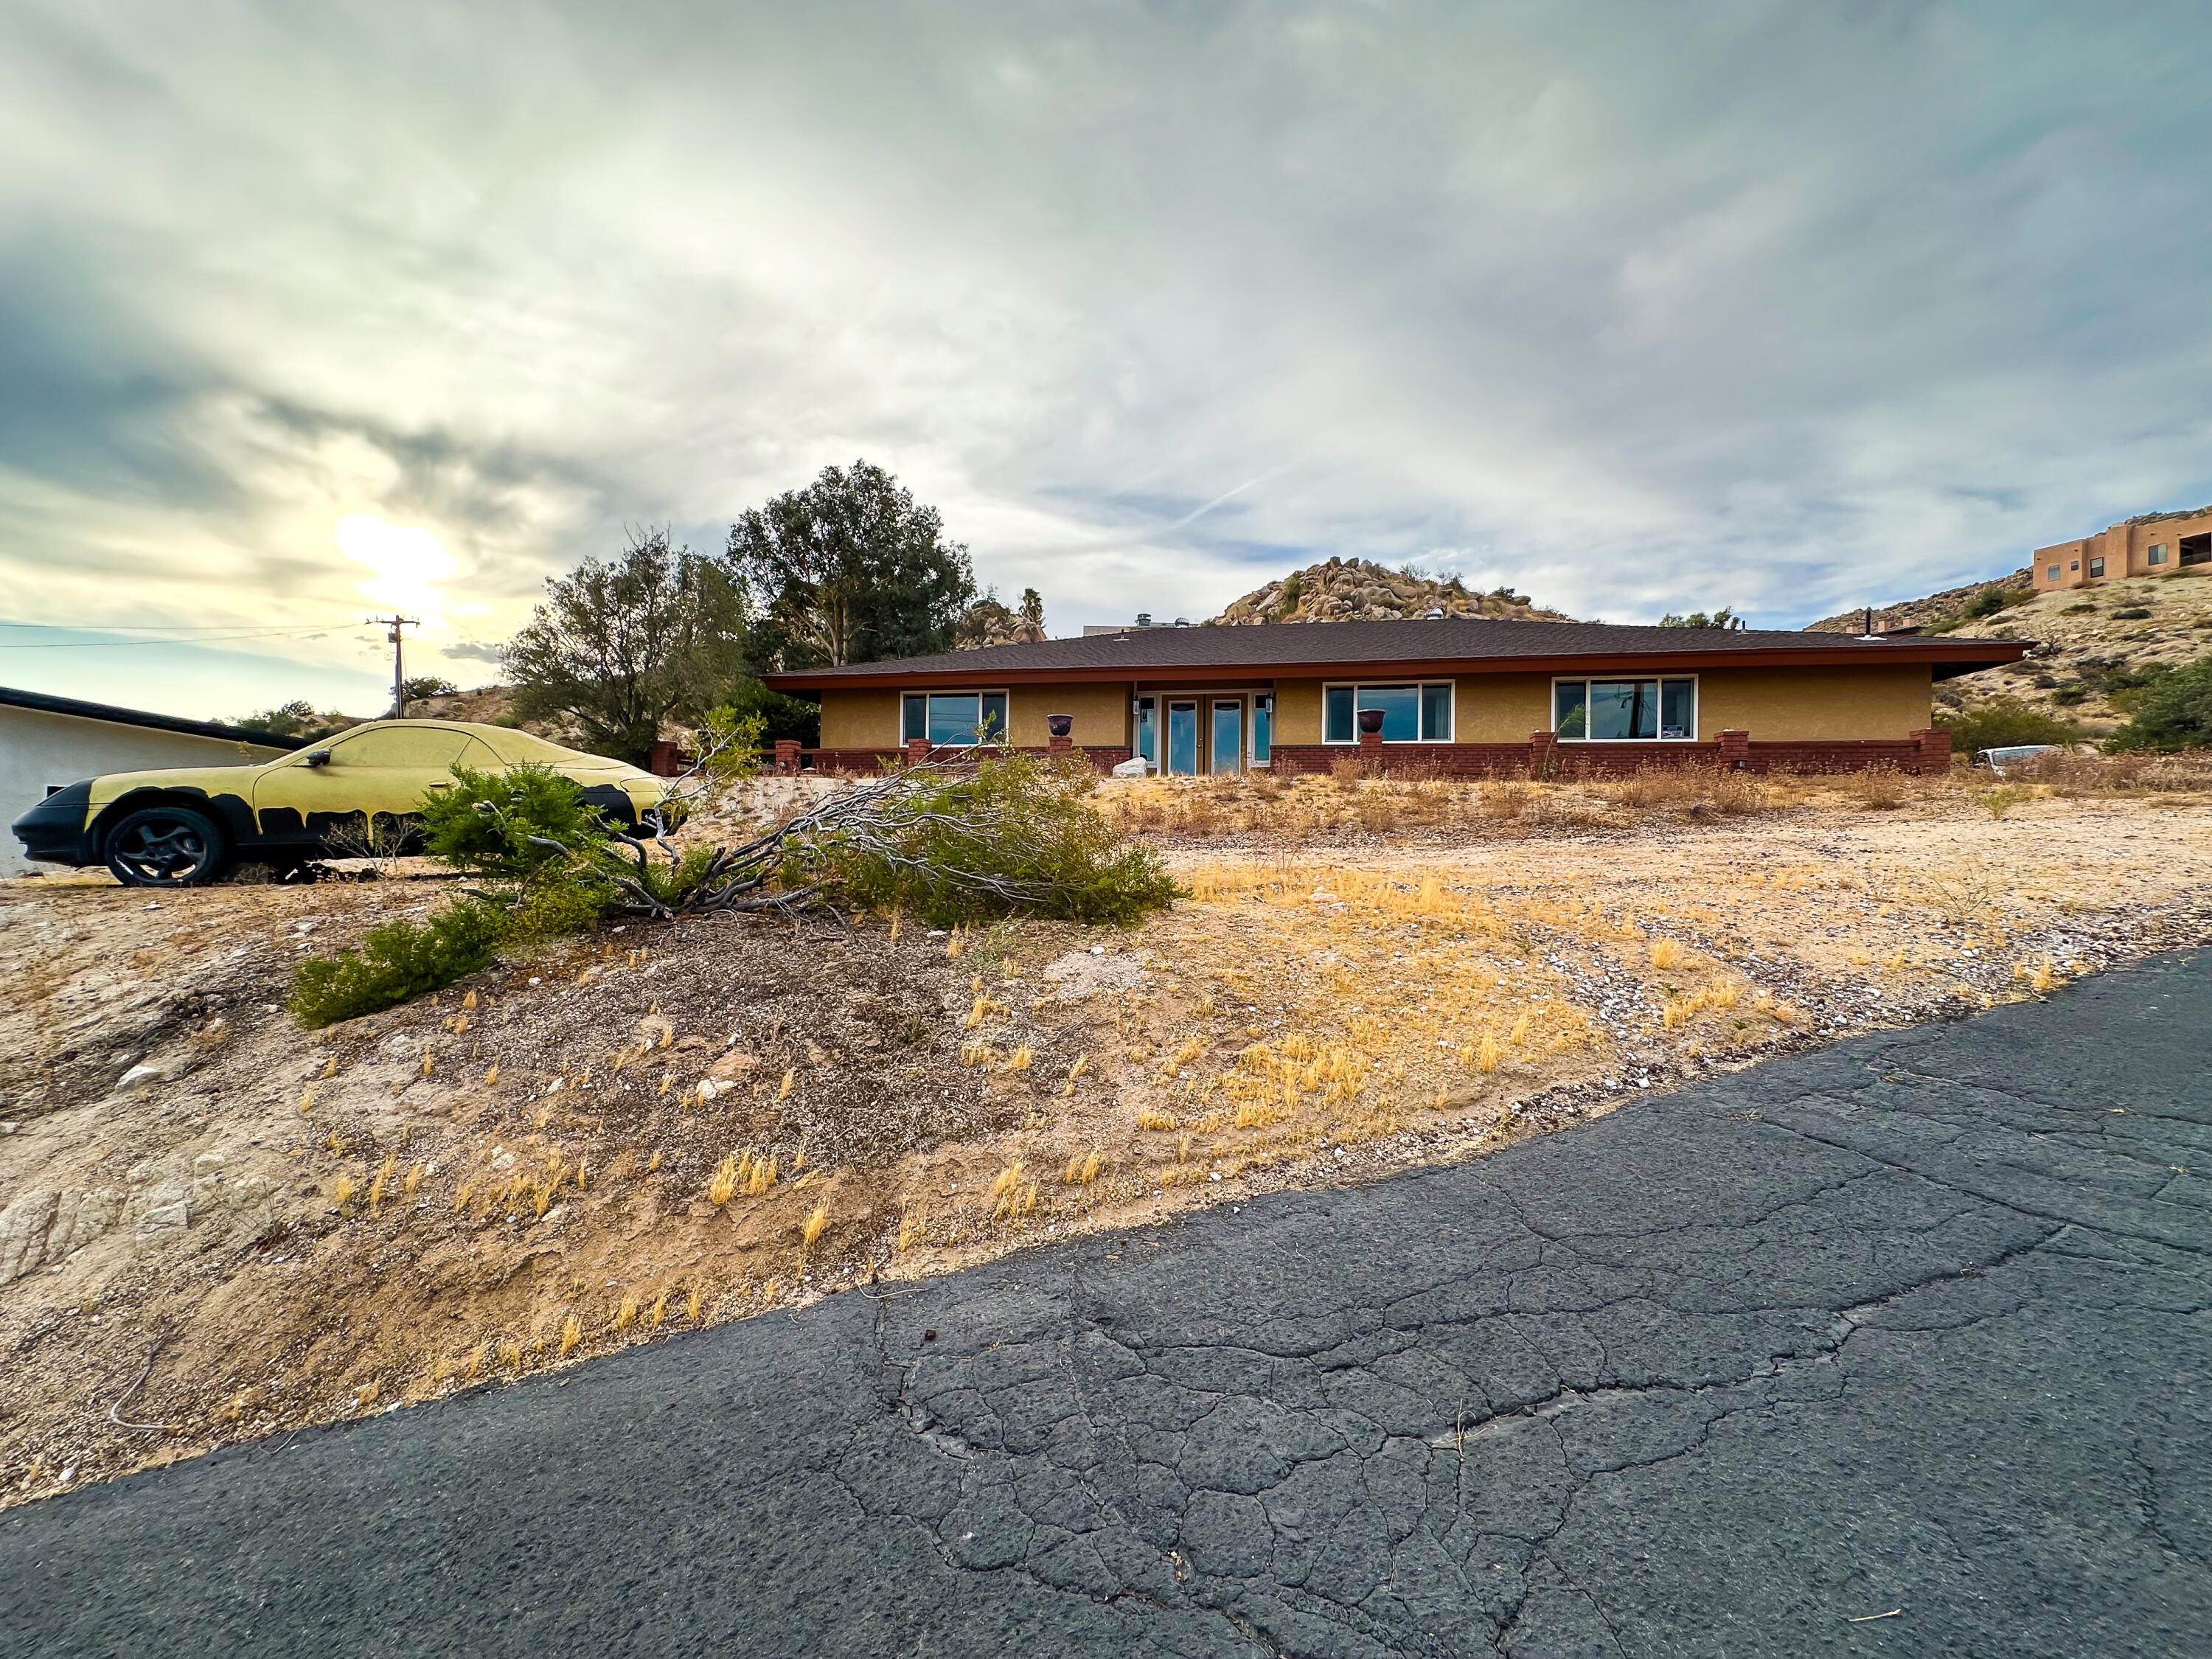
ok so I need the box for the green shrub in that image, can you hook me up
[2109,654,2212,751]
[816,751,1180,927]
[504,873,614,942]
[1925,584,2029,635]
[1935,698,2083,756]
[420,763,605,880]
[291,899,514,1028]
[695,706,768,782]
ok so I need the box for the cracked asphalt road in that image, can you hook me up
[5,948,2208,1658]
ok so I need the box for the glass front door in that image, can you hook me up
[1252,695,1272,766]
[1211,700,1244,775]
[1166,700,1199,776]
[1134,697,1157,770]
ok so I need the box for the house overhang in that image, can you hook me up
[765,641,2029,694]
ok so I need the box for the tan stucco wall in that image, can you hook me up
[818,688,901,751]
[1694,664,1930,740]
[1007,682,1130,750]
[818,682,1133,750]
[1453,674,1550,741]
[1273,679,1324,744]
[1273,675,1545,744]
[823,662,1932,751]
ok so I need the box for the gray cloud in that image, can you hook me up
[0,0,2207,714]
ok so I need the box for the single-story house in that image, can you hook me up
[0,686,291,876]
[760,617,2028,776]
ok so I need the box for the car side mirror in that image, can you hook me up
[305,750,332,768]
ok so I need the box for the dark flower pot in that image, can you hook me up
[1047,714,1074,737]
[1356,709,1386,735]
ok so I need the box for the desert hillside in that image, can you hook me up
[1815,571,2212,732]
[1211,557,1572,625]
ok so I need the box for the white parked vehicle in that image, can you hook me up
[1972,744,2062,776]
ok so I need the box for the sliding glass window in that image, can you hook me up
[1322,682,1454,742]
[1551,678,1697,741]
[901,691,1009,746]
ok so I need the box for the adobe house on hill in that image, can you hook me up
[2032,504,2212,592]
[762,618,2025,778]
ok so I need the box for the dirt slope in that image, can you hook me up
[6,766,2212,1509]
[1815,573,2212,733]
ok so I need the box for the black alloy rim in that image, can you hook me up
[114,818,211,880]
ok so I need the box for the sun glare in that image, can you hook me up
[338,514,457,613]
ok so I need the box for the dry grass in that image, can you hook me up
[1843,766,1910,810]
[706,1155,740,1206]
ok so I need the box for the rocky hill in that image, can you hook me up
[1210,557,1572,626]
[1811,571,2212,733]
[1804,569,2035,637]
[953,588,1048,651]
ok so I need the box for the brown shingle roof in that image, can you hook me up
[762,617,2025,689]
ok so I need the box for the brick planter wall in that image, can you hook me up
[1266,733,1949,779]
[795,745,1133,776]
[1267,744,1537,778]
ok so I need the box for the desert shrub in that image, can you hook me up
[1924,584,2029,635]
[2112,607,2152,620]
[1181,793,1223,838]
[1353,789,1401,833]
[291,899,514,1028]
[2107,654,2212,752]
[1705,771,1771,815]
[1935,698,2083,757]
[504,873,615,942]
[421,763,607,881]
[1844,766,1909,810]
[1329,753,1365,784]
[695,706,769,782]
[816,751,1180,926]
[1478,781,1533,820]
[1599,764,1770,816]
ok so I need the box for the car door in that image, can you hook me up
[251,726,494,844]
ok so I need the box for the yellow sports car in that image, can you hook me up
[12,719,668,888]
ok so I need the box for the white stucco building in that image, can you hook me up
[0,686,291,877]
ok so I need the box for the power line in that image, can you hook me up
[0,619,367,655]
[0,627,356,649]
[0,621,359,631]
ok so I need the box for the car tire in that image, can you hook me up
[102,805,232,888]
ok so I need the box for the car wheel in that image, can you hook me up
[103,805,232,887]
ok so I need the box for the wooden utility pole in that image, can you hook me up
[367,615,420,717]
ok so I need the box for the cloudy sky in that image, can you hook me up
[1,1,2206,720]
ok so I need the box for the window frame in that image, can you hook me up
[2047,565,2061,581]
[900,689,1010,748]
[2147,544,2167,566]
[2088,556,2105,578]
[1320,681,1455,744]
[1549,675,1700,742]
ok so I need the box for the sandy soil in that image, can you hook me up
[3,775,2209,1507]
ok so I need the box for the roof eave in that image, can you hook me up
[764,640,2030,693]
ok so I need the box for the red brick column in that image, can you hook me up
[1357,731,1383,774]
[1048,735,1074,754]
[905,737,931,766]
[773,739,800,776]
[1912,727,1951,774]
[1529,731,1556,779]
[1719,729,1750,771]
